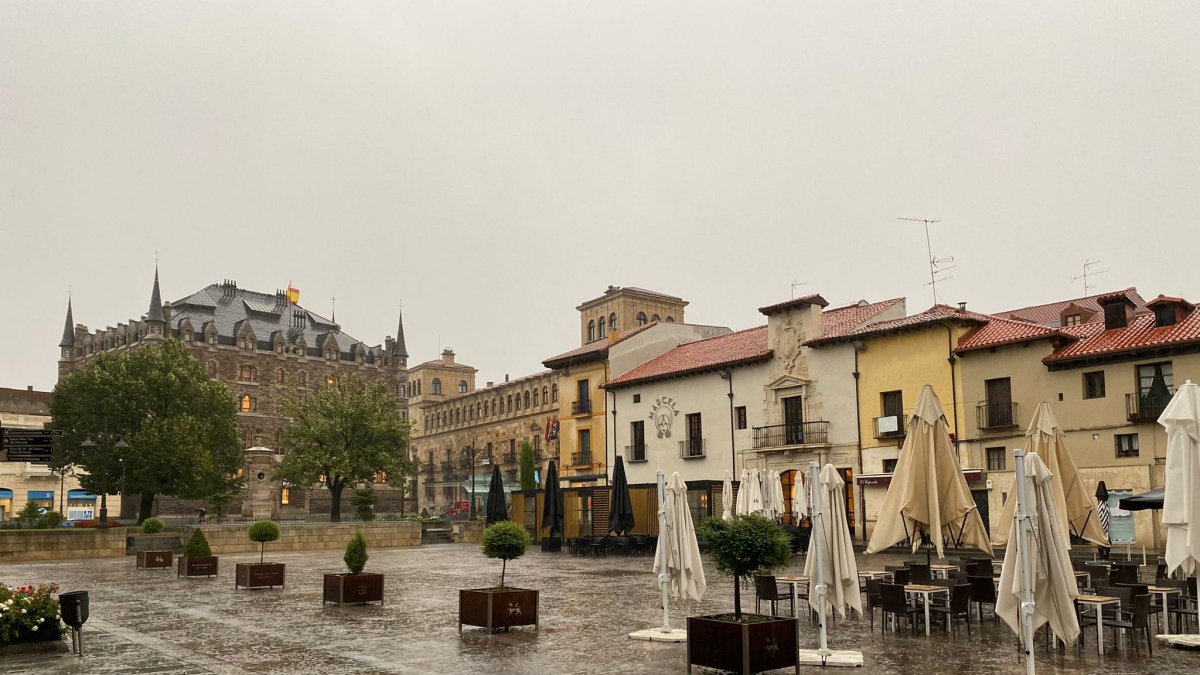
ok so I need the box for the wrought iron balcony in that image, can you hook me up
[752,421,830,449]
[873,415,905,439]
[679,438,705,459]
[571,451,593,466]
[502,452,517,465]
[440,461,454,472]
[1126,391,1173,423]
[976,402,1018,430]
[625,444,647,462]
[571,399,592,415]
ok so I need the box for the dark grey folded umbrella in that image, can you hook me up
[608,456,635,535]
[542,460,563,538]
[1118,488,1164,512]
[485,464,508,525]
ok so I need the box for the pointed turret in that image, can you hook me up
[393,309,408,358]
[147,267,165,323]
[59,298,75,348]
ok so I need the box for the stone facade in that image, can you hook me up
[185,521,421,555]
[55,273,413,519]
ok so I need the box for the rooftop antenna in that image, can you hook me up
[899,217,955,304]
[1071,259,1107,295]
[331,293,336,323]
[791,280,808,299]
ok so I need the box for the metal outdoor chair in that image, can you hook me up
[879,583,921,634]
[591,535,609,557]
[930,583,972,636]
[864,579,883,630]
[907,563,932,585]
[754,575,795,617]
[631,535,648,555]
[1106,594,1153,655]
[968,576,998,624]
[609,536,631,555]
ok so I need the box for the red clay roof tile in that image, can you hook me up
[604,326,770,388]
[1045,301,1200,363]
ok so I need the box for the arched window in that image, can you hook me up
[587,320,596,342]
[514,394,521,411]
[492,399,497,416]
[276,368,285,384]
[238,365,256,382]
[524,390,530,408]
[458,380,468,393]
[432,378,442,395]
[598,319,607,339]
[636,312,647,326]
[507,395,513,412]
[240,395,255,413]
[543,386,549,405]
[651,314,660,322]
[609,313,617,331]
[533,388,539,406]
[665,316,675,323]
[552,384,558,402]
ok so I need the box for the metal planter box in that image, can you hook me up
[136,550,173,569]
[322,573,384,605]
[459,588,539,632]
[235,562,286,590]
[687,614,798,674]
[177,556,219,578]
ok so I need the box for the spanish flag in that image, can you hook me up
[286,284,300,304]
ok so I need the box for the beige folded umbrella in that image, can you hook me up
[996,452,1081,655]
[866,385,992,558]
[993,402,1109,548]
[804,464,862,619]
[1161,380,1200,578]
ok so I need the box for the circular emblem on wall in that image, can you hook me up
[648,397,679,439]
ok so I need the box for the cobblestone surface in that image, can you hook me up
[1,544,1196,674]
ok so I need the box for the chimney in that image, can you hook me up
[441,349,455,365]
[957,302,967,311]
[505,374,510,382]
[27,385,33,391]
[486,381,494,388]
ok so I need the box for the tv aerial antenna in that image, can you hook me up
[898,217,955,304]
[1072,259,1107,295]
[791,280,808,299]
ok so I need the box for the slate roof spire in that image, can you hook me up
[59,297,75,348]
[147,266,165,323]
[393,306,408,358]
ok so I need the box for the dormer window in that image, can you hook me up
[1153,304,1177,327]
[1063,314,1082,326]
[1102,302,1129,330]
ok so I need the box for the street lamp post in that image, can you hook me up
[464,443,479,520]
[80,435,128,527]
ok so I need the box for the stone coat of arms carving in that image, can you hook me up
[649,397,679,438]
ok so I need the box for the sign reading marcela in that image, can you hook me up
[649,397,679,438]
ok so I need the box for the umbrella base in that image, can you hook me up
[798,649,863,667]
[1156,634,1200,650]
[628,626,687,642]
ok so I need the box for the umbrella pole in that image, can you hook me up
[1014,450,1036,675]
[656,470,670,630]
[810,460,828,653]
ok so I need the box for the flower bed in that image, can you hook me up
[0,584,65,647]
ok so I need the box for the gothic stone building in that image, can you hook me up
[56,272,412,519]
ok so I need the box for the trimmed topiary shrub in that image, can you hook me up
[37,511,64,529]
[344,532,368,574]
[184,528,213,558]
[698,514,791,619]
[141,517,165,534]
[481,520,531,590]
[248,520,280,563]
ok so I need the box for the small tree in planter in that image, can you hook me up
[177,528,219,578]
[322,532,384,605]
[135,517,174,569]
[236,521,285,590]
[689,515,796,674]
[459,521,538,632]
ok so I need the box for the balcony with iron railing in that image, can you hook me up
[502,452,517,465]
[571,399,592,415]
[873,415,906,439]
[571,451,593,466]
[625,444,647,462]
[1126,390,1174,423]
[679,438,705,459]
[976,401,1019,430]
[752,421,830,449]
[440,461,454,473]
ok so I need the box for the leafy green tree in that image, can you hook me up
[352,486,377,521]
[16,501,44,527]
[518,441,536,492]
[698,515,791,619]
[344,532,368,574]
[49,339,243,524]
[273,374,414,522]
[248,520,281,563]
[141,517,165,534]
[482,520,531,590]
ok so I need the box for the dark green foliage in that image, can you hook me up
[352,486,377,522]
[16,501,44,527]
[37,511,64,529]
[344,532,368,574]
[698,515,791,618]
[248,520,281,563]
[184,528,213,558]
[141,517,165,534]
[49,339,242,523]
[482,520,531,590]
[518,441,536,491]
[274,374,415,522]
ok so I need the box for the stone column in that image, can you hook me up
[242,447,277,520]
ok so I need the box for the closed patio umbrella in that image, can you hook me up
[761,470,777,521]
[745,468,764,515]
[484,464,508,525]
[1096,481,1111,559]
[993,402,1109,548]
[632,470,707,642]
[997,451,1080,674]
[770,470,785,522]
[1160,379,1200,578]
[721,470,733,521]
[541,460,563,539]
[866,385,992,559]
[804,463,862,619]
[609,456,635,535]
[792,470,808,519]
[735,468,750,515]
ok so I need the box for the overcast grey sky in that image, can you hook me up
[3,2,1198,392]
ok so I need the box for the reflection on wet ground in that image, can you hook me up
[1,544,1196,674]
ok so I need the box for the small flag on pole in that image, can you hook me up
[286,284,300,304]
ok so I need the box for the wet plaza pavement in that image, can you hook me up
[2,543,1197,674]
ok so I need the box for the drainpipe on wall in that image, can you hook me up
[945,325,961,457]
[604,362,611,487]
[721,369,736,476]
[852,342,865,540]
[609,390,617,488]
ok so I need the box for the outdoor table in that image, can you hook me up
[904,584,948,637]
[858,570,893,581]
[1076,594,1120,655]
[777,575,810,620]
[1148,585,1182,634]
[930,564,958,579]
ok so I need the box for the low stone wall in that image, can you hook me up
[0,528,127,562]
[450,520,484,544]
[186,521,422,555]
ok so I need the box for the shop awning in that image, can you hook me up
[67,489,97,500]
[27,490,54,500]
[857,468,983,487]
[0,489,13,499]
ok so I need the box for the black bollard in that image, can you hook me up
[58,590,89,656]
